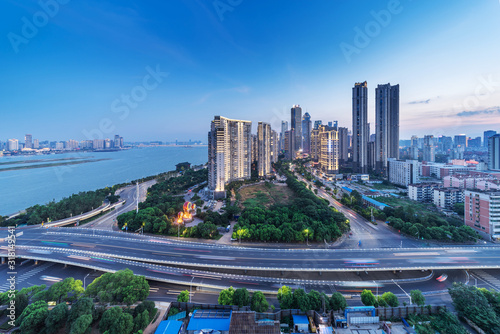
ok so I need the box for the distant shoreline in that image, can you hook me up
[0,158,110,173]
[0,145,207,158]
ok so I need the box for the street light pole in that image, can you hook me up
[84,273,90,290]
[189,276,195,303]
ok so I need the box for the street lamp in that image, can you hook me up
[373,281,378,297]
[304,229,309,246]
[189,276,195,303]
[84,273,90,290]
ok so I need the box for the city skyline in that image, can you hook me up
[1,1,500,141]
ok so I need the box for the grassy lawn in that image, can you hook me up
[239,182,295,209]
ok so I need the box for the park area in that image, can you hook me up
[238,182,295,209]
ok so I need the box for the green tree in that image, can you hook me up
[69,314,93,334]
[250,291,269,313]
[17,301,48,334]
[100,306,123,333]
[15,293,29,316]
[85,269,149,305]
[449,283,500,333]
[134,300,156,321]
[47,277,84,303]
[67,297,94,326]
[307,290,322,311]
[410,290,426,306]
[110,312,134,334]
[382,292,399,307]
[134,310,150,332]
[16,300,47,326]
[330,292,347,311]
[377,296,388,307]
[218,286,235,305]
[45,303,69,334]
[277,286,294,310]
[361,290,377,306]
[293,289,310,312]
[233,288,250,307]
[177,290,190,302]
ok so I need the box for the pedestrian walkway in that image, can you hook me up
[143,301,171,334]
[0,262,54,292]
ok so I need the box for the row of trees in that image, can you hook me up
[2,186,122,227]
[449,283,500,333]
[0,269,152,334]
[215,287,270,312]
[232,163,349,243]
[278,286,347,313]
[360,289,426,308]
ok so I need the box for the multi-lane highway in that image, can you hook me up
[80,180,155,231]
[4,227,500,273]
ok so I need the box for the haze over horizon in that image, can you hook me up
[1,0,500,142]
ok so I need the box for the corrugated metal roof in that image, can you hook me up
[155,320,183,334]
[292,315,309,324]
[187,310,232,331]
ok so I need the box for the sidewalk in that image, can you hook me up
[143,301,171,334]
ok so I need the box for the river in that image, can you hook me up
[0,146,207,215]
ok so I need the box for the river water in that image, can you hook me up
[0,146,207,215]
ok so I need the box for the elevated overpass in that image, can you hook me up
[3,227,500,273]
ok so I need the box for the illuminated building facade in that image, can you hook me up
[208,116,252,199]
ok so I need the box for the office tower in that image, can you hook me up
[369,134,376,142]
[208,116,252,198]
[310,128,320,161]
[338,127,349,165]
[367,141,376,171]
[375,83,400,175]
[270,130,278,163]
[484,130,497,148]
[423,135,435,162]
[290,105,302,154]
[454,134,467,148]
[8,139,19,151]
[24,134,33,149]
[467,137,481,148]
[257,122,272,177]
[33,139,39,149]
[104,138,111,149]
[301,112,312,154]
[410,135,419,160]
[251,134,258,163]
[489,134,500,171]
[284,130,290,160]
[318,125,339,175]
[333,121,338,130]
[352,81,369,173]
[280,121,288,152]
[313,120,322,130]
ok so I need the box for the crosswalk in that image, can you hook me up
[0,262,55,292]
[472,270,500,291]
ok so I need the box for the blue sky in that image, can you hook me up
[1,0,500,142]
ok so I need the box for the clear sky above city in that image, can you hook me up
[1,0,500,142]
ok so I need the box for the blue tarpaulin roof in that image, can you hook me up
[186,310,232,331]
[292,315,309,324]
[155,320,182,334]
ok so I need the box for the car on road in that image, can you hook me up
[436,274,448,282]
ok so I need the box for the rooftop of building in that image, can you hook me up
[292,315,309,325]
[155,320,183,334]
[187,310,232,332]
